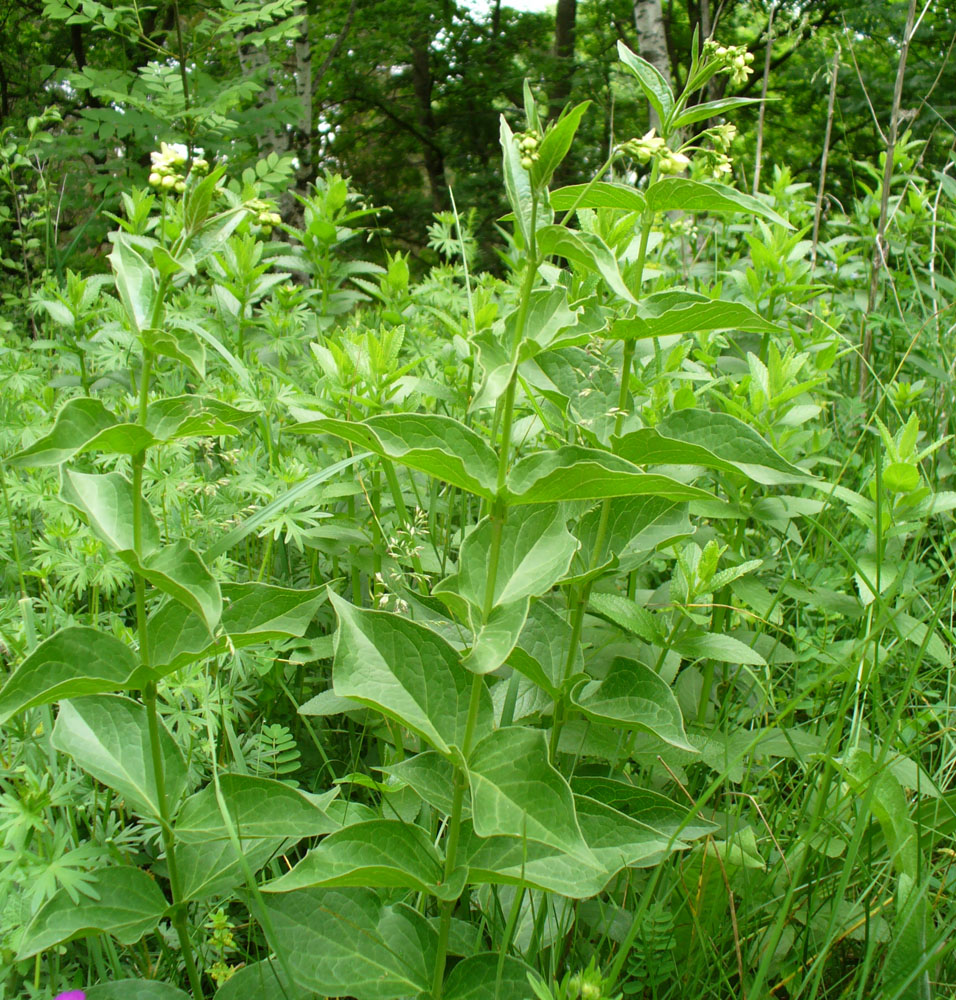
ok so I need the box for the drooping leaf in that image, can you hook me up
[550,181,646,215]
[148,583,325,674]
[60,469,159,554]
[263,820,462,899]
[145,395,257,442]
[0,627,147,724]
[296,414,498,500]
[133,540,222,633]
[610,294,779,341]
[330,592,493,756]
[17,866,167,959]
[508,600,582,698]
[52,696,187,818]
[468,726,593,860]
[645,178,791,228]
[463,599,531,675]
[175,774,339,843]
[178,835,286,902]
[570,656,695,751]
[443,954,534,1000]
[536,226,637,305]
[382,752,459,816]
[615,409,813,486]
[456,505,579,609]
[260,888,436,1000]
[506,447,711,504]
[8,397,118,467]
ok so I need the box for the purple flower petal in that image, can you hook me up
[54,991,86,1000]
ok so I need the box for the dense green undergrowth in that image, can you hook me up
[1,37,956,1000]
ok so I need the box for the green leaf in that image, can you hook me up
[575,794,687,871]
[109,234,156,333]
[52,695,187,818]
[533,101,590,186]
[588,593,662,644]
[175,774,339,843]
[330,593,493,756]
[17,866,167,959]
[570,656,695,751]
[382,752,459,816]
[617,41,674,124]
[609,293,780,340]
[468,726,593,860]
[260,888,436,1000]
[550,181,646,215]
[296,415,497,500]
[456,505,579,609]
[463,599,530,675]
[508,600,582,698]
[213,961,291,1000]
[146,395,256,442]
[263,819,462,899]
[88,981,191,1000]
[883,461,920,494]
[645,178,792,228]
[506,447,711,504]
[536,226,637,305]
[60,469,159,554]
[500,116,535,245]
[8,397,116,467]
[59,468,222,629]
[674,631,767,666]
[571,776,716,841]
[443,954,534,1000]
[615,409,813,486]
[0,627,147,724]
[671,96,764,129]
[179,835,286,903]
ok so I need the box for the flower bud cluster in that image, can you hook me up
[692,148,733,181]
[621,129,690,174]
[247,197,282,235]
[703,40,755,86]
[148,142,209,194]
[515,130,541,170]
[712,122,737,152]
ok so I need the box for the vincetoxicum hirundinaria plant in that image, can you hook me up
[255,42,808,1000]
[0,42,812,1000]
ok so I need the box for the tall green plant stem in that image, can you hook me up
[132,288,205,999]
[549,192,657,761]
[431,242,540,1000]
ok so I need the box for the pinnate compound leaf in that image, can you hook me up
[17,866,166,959]
[52,695,187,818]
[263,819,461,899]
[330,592,493,756]
[297,414,498,500]
[468,726,592,860]
[570,656,695,751]
[506,447,711,504]
[617,41,674,124]
[457,505,579,608]
[261,888,435,1000]
[444,954,534,1000]
[175,774,339,843]
[645,178,791,228]
[550,181,646,215]
[88,981,191,1000]
[0,627,147,724]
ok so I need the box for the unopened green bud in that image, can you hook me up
[148,172,162,187]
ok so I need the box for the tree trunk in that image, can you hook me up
[409,32,447,211]
[633,0,671,128]
[551,0,577,117]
